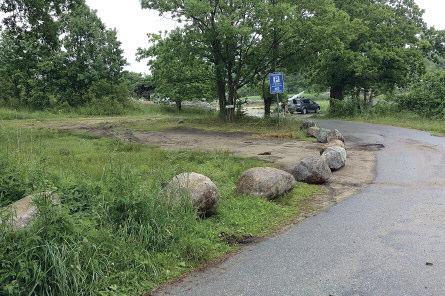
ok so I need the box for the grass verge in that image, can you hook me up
[324,112,445,136]
[0,111,318,295]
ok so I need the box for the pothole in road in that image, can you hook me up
[356,143,385,151]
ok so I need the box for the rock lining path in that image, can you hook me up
[154,120,445,296]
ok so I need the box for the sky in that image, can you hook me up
[86,0,445,74]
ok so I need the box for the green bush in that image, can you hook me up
[369,101,400,116]
[328,99,360,117]
[397,70,445,117]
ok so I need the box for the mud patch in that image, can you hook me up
[219,233,258,245]
[354,143,385,151]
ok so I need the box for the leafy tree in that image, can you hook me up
[141,0,265,118]
[57,3,127,107]
[0,0,80,48]
[141,0,348,118]
[0,0,81,108]
[0,0,127,109]
[420,28,445,68]
[252,0,350,115]
[139,29,215,110]
[123,72,155,100]
[312,0,426,108]
[0,32,16,105]
[397,69,445,117]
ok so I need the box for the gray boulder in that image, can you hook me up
[164,172,219,216]
[316,128,331,143]
[291,156,332,184]
[307,126,320,138]
[236,167,296,200]
[2,192,58,229]
[320,139,346,154]
[322,147,347,171]
[300,120,316,130]
[327,129,345,143]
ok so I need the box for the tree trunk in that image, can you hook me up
[210,36,226,118]
[363,89,368,110]
[262,74,272,117]
[367,88,373,108]
[330,85,344,100]
[368,89,374,107]
[354,88,361,110]
[175,100,182,111]
[227,60,236,121]
[264,0,278,118]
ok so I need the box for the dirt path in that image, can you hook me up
[56,121,377,211]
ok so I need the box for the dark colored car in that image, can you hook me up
[287,97,320,114]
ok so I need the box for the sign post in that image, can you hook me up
[269,72,285,123]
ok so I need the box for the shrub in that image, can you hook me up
[397,70,445,117]
[329,99,360,117]
[369,100,400,116]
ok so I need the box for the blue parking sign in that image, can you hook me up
[269,72,285,94]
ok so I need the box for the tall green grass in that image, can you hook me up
[322,101,445,136]
[0,126,318,295]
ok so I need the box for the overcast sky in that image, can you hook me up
[85,0,445,74]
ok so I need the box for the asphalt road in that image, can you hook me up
[155,120,445,296]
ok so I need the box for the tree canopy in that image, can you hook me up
[140,0,352,117]
[0,0,127,109]
[0,0,440,118]
[139,29,215,110]
[310,0,426,105]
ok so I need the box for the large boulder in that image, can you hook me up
[164,173,219,217]
[320,139,346,154]
[322,147,347,171]
[307,126,320,138]
[291,156,332,184]
[2,192,58,229]
[236,167,296,200]
[326,129,345,143]
[316,128,331,143]
[300,120,316,130]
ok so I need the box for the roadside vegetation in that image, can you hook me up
[0,0,444,295]
[325,109,445,136]
[323,69,445,136]
[0,110,318,295]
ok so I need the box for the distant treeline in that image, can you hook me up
[1,0,444,118]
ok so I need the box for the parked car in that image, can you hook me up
[287,96,320,114]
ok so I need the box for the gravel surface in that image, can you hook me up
[154,120,445,296]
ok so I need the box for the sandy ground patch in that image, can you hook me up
[132,127,376,210]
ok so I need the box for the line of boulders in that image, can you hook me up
[296,120,347,182]
[163,168,297,217]
[4,121,348,225]
[162,121,349,217]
